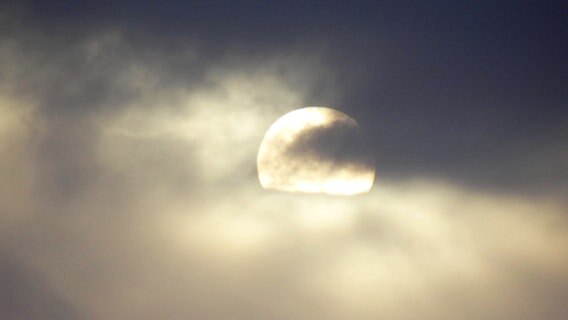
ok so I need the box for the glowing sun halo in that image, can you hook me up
[257,107,375,195]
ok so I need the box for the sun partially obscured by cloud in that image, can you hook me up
[1,10,567,320]
[257,107,375,195]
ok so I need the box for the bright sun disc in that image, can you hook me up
[257,107,375,195]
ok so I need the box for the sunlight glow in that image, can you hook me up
[257,107,375,195]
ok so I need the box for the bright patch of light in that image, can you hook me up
[258,107,375,196]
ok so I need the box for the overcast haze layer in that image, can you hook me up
[1,1,567,319]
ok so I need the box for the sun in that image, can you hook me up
[257,107,375,195]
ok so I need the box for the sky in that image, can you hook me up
[0,1,567,319]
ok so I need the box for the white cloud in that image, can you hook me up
[1,27,567,320]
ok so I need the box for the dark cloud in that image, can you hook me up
[284,119,372,166]
[0,257,78,320]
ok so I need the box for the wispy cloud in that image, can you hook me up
[1,7,567,319]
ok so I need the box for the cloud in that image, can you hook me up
[1,9,567,320]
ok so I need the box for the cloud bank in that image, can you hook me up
[1,4,567,320]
